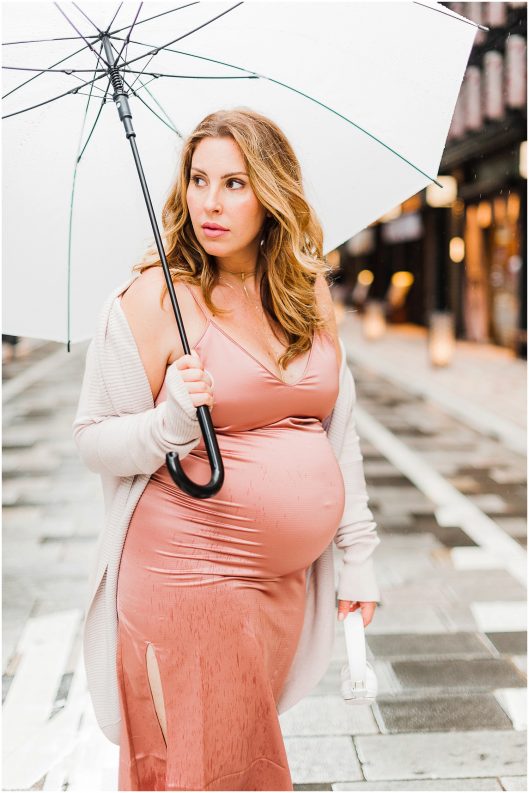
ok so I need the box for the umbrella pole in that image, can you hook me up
[102,36,224,499]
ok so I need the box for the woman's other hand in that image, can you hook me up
[337,600,377,628]
[174,350,215,410]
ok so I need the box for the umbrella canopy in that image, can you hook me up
[2,0,481,344]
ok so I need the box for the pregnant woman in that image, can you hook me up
[73,108,381,791]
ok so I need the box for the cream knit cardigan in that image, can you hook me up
[72,273,381,745]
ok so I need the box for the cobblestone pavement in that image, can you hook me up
[2,331,527,791]
[338,309,526,455]
[2,339,61,378]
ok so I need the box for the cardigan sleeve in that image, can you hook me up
[72,341,201,477]
[334,367,381,604]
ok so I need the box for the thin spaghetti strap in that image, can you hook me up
[182,282,212,322]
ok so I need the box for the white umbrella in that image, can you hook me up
[2,0,484,495]
[3,0,483,344]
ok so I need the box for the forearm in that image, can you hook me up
[334,373,381,603]
[73,401,201,477]
[72,343,201,477]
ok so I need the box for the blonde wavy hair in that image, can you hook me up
[132,107,334,371]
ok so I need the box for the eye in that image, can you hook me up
[190,175,244,189]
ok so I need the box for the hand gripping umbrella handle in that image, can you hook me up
[166,403,224,499]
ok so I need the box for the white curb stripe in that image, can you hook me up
[347,345,526,456]
[355,405,527,588]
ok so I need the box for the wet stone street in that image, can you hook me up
[2,333,527,791]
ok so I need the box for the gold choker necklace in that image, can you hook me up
[218,270,258,301]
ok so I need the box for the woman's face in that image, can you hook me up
[186,136,267,267]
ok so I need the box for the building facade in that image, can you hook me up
[339,1,527,358]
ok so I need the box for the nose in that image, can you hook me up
[203,184,222,214]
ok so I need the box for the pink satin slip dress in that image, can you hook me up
[115,282,345,791]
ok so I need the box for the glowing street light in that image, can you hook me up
[426,175,458,208]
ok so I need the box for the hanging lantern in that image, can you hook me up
[363,300,386,340]
[426,176,458,208]
[449,237,465,263]
[428,311,455,367]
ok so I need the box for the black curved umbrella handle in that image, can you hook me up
[166,403,224,499]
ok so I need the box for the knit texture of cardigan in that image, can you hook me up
[72,272,381,745]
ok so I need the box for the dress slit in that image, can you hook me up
[146,643,168,749]
[117,625,168,790]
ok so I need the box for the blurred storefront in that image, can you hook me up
[445,1,527,357]
[339,2,527,358]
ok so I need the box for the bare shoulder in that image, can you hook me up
[120,268,173,341]
[120,266,193,331]
[121,265,170,309]
[119,267,184,400]
[314,273,342,370]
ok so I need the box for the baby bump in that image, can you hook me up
[122,419,345,582]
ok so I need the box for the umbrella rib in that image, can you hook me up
[252,72,444,188]
[412,1,490,32]
[104,3,124,35]
[123,69,256,80]
[122,75,182,136]
[100,5,131,66]
[107,1,200,38]
[126,51,158,94]
[111,36,264,76]
[107,28,131,83]
[112,2,144,67]
[53,2,111,69]
[119,34,441,188]
[71,2,104,35]
[72,90,110,98]
[136,84,184,137]
[126,74,160,95]
[3,66,108,73]
[2,35,99,45]
[119,5,174,95]
[76,83,112,171]
[2,40,97,101]
[114,1,244,73]
[67,44,112,351]
[2,71,111,118]
[108,38,184,137]
[66,71,109,97]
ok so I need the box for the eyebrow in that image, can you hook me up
[191,167,248,178]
